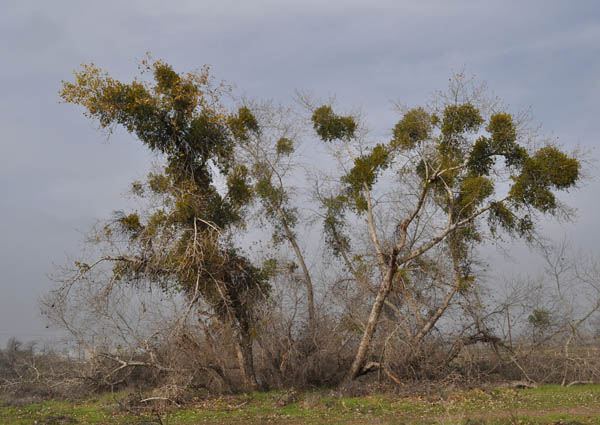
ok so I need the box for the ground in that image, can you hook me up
[2,384,600,424]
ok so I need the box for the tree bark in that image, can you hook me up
[274,207,316,328]
[235,327,258,391]
[285,226,316,326]
[349,254,397,379]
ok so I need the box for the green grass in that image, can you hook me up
[2,385,600,424]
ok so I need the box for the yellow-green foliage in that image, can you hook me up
[487,113,517,146]
[342,144,390,211]
[226,165,252,208]
[528,308,551,328]
[488,201,534,238]
[322,194,351,256]
[255,176,285,208]
[311,105,357,141]
[147,172,170,193]
[228,106,260,141]
[392,107,432,149]
[118,213,141,232]
[487,113,527,167]
[457,176,494,214]
[117,213,142,240]
[510,146,579,212]
[534,146,580,189]
[437,104,485,168]
[276,137,294,155]
[441,103,484,137]
[467,136,496,175]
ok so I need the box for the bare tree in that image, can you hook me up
[538,240,600,386]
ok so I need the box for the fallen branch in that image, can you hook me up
[140,397,180,407]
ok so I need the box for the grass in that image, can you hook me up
[2,385,600,424]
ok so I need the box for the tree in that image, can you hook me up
[235,101,317,328]
[537,240,600,386]
[58,58,270,390]
[308,75,581,379]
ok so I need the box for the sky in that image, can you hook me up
[1,0,599,346]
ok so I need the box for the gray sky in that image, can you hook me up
[1,0,599,346]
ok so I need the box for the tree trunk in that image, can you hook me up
[277,208,316,327]
[235,327,258,391]
[413,285,458,344]
[288,235,316,327]
[349,257,397,379]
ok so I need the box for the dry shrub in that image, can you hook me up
[254,314,355,390]
[5,330,600,403]
[74,322,250,398]
[0,339,89,403]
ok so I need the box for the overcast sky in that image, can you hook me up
[1,0,599,346]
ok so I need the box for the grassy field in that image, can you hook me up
[2,384,600,424]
